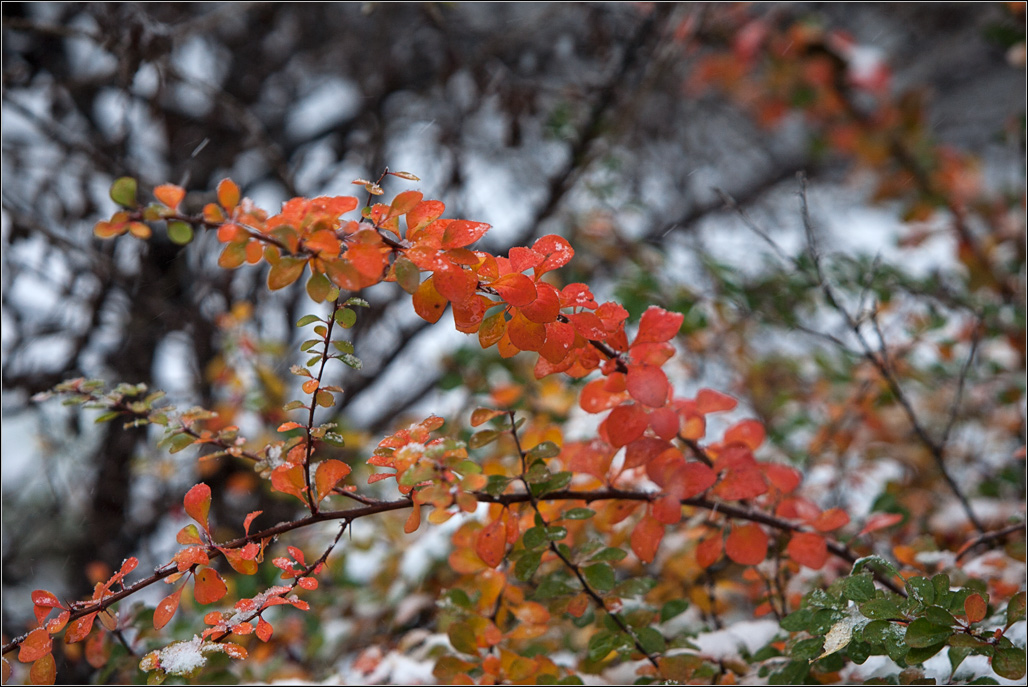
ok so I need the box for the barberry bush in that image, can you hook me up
[2,4,1025,686]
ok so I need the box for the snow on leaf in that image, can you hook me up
[814,606,868,662]
[154,586,183,630]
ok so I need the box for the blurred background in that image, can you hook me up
[2,3,1024,683]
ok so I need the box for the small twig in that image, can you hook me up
[955,522,1027,562]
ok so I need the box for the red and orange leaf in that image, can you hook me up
[532,235,574,274]
[858,512,904,536]
[507,311,546,352]
[441,220,490,249]
[634,306,684,344]
[490,273,537,308]
[194,568,228,605]
[388,190,423,221]
[184,483,212,533]
[725,523,768,566]
[44,611,69,635]
[475,520,507,568]
[315,459,352,502]
[270,465,308,504]
[626,364,670,408]
[221,544,260,576]
[762,462,802,493]
[678,461,718,499]
[964,593,987,624]
[64,612,96,644]
[647,406,680,441]
[267,257,307,291]
[243,510,262,535]
[406,199,445,234]
[478,311,507,349]
[539,320,575,364]
[604,402,649,448]
[405,501,422,534]
[580,378,626,414]
[724,418,766,450]
[31,591,62,625]
[471,408,506,427]
[519,282,561,324]
[786,532,828,570]
[154,184,185,212]
[256,617,274,642]
[29,654,56,686]
[413,276,448,323]
[695,388,737,414]
[217,178,240,212]
[696,535,723,568]
[713,464,768,501]
[630,515,664,564]
[153,586,183,630]
[812,507,850,532]
[18,628,52,663]
[653,494,682,525]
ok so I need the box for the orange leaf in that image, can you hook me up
[470,408,506,427]
[519,282,561,324]
[404,501,422,534]
[194,568,228,605]
[580,378,626,414]
[812,507,850,532]
[154,586,183,630]
[762,462,802,493]
[626,364,670,408]
[604,402,648,448]
[634,306,684,344]
[267,257,307,290]
[154,184,185,211]
[858,512,903,536]
[29,653,56,685]
[786,532,828,570]
[406,199,446,233]
[696,535,723,568]
[217,178,240,212]
[713,463,767,501]
[507,311,546,352]
[478,310,507,349]
[490,273,537,308]
[724,419,765,450]
[475,520,507,568]
[531,235,573,275]
[18,628,51,663]
[315,459,351,502]
[725,523,768,566]
[695,388,737,413]
[270,465,308,504]
[31,591,62,625]
[183,483,211,533]
[221,544,259,576]
[964,593,987,624]
[653,494,682,525]
[65,612,96,644]
[388,190,423,220]
[630,515,664,564]
[256,617,274,642]
[442,220,490,249]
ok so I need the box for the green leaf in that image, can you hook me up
[613,577,656,598]
[781,608,813,632]
[296,314,322,327]
[907,577,935,605]
[587,630,618,662]
[523,526,547,550]
[841,574,876,603]
[545,526,568,541]
[514,550,543,581]
[992,645,1027,680]
[164,433,196,454]
[923,605,957,628]
[394,255,420,295]
[469,429,501,449]
[527,441,561,460]
[905,618,954,648]
[791,636,824,661]
[94,410,121,424]
[905,641,947,664]
[582,563,615,591]
[660,599,690,623]
[167,221,193,245]
[448,622,478,656]
[534,471,573,496]
[589,547,627,563]
[484,475,512,497]
[334,308,357,328]
[847,640,872,665]
[636,627,666,655]
[282,400,306,411]
[851,555,901,580]
[345,297,369,308]
[533,575,575,601]
[110,176,137,206]
[306,272,333,302]
[563,508,596,520]
[1007,591,1027,626]
[859,599,905,621]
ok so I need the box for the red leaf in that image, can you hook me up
[18,628,52,663]
[315,459,352,502]
[626,364,670,408]
[507,246,543,273]
[65,612,96,644]
[725,523,768,566]
[297,577,318,590]
[154,184,185,212]
[506,311,546,352]
[604,403,649,448]
[762,463,802,493]
[183,483,211,533]
[678,461,718,499]
[812,507,850,532]
[625,437,671,470]
[531,235,573,274]
[475,520,507,568]
[442,220,490,249]
[154,586,183,630]
[634,306,684,344]
[433,264,476,304]
[695,388,737,414]
[964,593,987,624]
[858,512,903,536]
[696,535,723,568]
[31,591,62,625]
[243,510,262,535]
[647,406,679,441]
[388,190,423,220]
[580,378,626,414]
[724,419,765,450]
[713,463,768,500]
[412,275,448,323]
[539,320,576,363]
[194,568,228,605]
[787,532,828,570]
[519,282,561,324]
[653,494,682,525]
[271,464,308,504]
[490,273,537,308]
[630,515,664,564]
[406,199,445,233]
